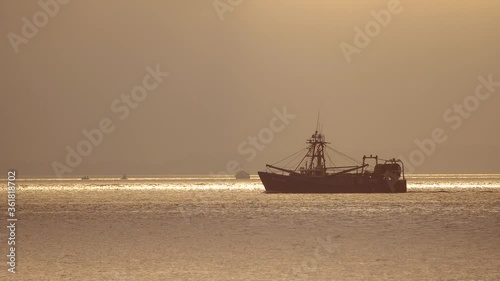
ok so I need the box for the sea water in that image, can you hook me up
[1,174,499,280]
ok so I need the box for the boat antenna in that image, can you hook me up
[316,109,321,133]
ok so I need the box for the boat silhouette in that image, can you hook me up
[258,129,407,193]
[235,170,250,179]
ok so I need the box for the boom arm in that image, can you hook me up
[266,164,299,175]
[329,164,368,176]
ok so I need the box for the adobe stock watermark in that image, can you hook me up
[339,0,405,64]
[213,0,244,21]
[51,65,170,177]
[211,106,296,175]
[282,235,337,280]
[7,0,70,54]
[398,74,500,173]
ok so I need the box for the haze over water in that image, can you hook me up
[2,1,500,176]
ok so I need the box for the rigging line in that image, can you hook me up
[293,147,312,172]
[326,145,361,165]
[294,157,306,173]
[282,148,308,169]
[325,150,336,168]
[270,147,308,166]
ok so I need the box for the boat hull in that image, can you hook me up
[258,171,406,193]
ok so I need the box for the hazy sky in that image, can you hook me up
[1,0,499,175]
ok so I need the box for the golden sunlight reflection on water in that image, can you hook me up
[5,174,500,191]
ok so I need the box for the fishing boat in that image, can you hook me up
[120,174,128,180]
[258,129,407,193]
[235,170,250,179]
[81,176,90,180]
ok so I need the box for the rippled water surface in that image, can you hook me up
[2,174,499,280]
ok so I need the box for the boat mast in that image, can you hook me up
[305,130,328,176]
